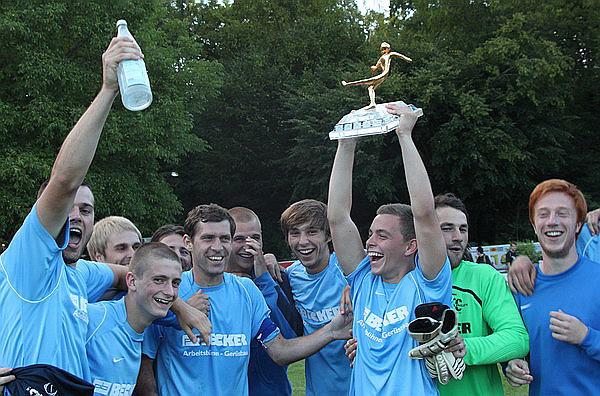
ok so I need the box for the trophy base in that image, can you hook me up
[329,101,423,140]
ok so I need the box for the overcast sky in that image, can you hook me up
[357,0,389,14]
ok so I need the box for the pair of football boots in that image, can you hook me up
[408,302,466,385]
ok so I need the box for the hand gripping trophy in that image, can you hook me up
[330,42,423,140]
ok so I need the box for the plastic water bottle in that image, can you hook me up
[116,20,152,111]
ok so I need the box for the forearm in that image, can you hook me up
[397,132,445,277]
[327,140,365,274]
[328,140,356,224]
[108,263,129,290]
[51,88,117,190]
[397,135,434,220]
[134,355,158,396]
[267,324,335,366]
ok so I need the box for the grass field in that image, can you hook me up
[288,360,528,396]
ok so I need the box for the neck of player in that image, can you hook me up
[540,245,579,275]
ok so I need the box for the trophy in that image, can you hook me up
[330,42,423,140]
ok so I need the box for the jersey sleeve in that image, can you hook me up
[580,326,600,362]
[414,254,452,306]
[0,204,66,301]
[142,324,164,360]
[345,255,371,290]
[241,278,278,341]
[463,269,530,365]
[76,260,115,303]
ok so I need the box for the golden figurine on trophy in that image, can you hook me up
[342,42,412,110]
[330,42,423,140]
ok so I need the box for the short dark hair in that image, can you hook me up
[376,203,415,241]
[129,242,181,278]
[184,204,235,239]
[280,199,329,239]
[434,193,469,222]
[37,179,92,199]
[151,224,186,243]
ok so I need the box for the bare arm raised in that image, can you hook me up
[386,103,446,279]
[37,37,143,239]
[328,138,367,275]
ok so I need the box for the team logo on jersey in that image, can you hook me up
[43,383,57,396]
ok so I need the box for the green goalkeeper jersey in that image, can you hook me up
[439,260,529,396]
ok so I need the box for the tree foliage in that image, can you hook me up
[0,0,597,254]
[0,0,222,238]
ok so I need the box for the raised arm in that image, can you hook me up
[328,138,367,275]
[386,103,446,279]
[389,51,412,62]
[37,37,142,239]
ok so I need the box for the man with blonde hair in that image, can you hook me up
[87,216,142,266]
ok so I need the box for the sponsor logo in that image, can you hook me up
[297,306,339,323]
[112,357,125,363]
[182,333,248,347]
[182,350,249,358]
[70,294,89,324]
[520,303,532,310]
[458,322,471,334]
[93,379,134,396]
[355,305,409,343]
[362,306,409,332]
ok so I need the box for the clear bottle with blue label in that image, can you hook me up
[116,20,152,111]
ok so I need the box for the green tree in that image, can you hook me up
[0,0,223,237]
[176,0,367,254]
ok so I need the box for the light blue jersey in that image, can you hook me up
[0,205,114,380]
[285,253,351,396]
[577,223,600,262]
[347,254,452,396]
[86,298,143,396]
[143,271,280,396]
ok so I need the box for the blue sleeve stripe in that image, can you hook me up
[255,317,280,345]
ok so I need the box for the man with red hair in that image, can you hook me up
[506,179,600,395]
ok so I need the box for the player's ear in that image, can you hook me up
[126,272,136,291]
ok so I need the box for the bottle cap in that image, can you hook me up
[116,19,128,28]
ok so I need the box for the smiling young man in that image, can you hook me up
[227,207,302,396]
[86,243,182,396]
[140,204,352,396]
[87,216,143,267]
[505,179,600,395]
[433,193,528,396]
[327,103,455,395]
[0,37,144,380]
[151,224,193,271]
[0,36,209,384]
[280,199,352,396]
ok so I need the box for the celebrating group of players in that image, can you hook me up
[0,33,599,396]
